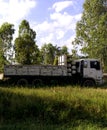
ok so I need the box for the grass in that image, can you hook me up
[0,85,107,129]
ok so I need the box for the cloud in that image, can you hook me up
[35,21,52,32]
[32,13,82,52]
[56,30,65,40]
[40,33,54,44]
[50,12,80,30]
[52,1,74,12]
[0,0,36,25]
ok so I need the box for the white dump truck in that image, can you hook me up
[1,55,103,86]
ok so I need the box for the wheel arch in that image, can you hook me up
[81,78,96,87]
[17,78,28,86]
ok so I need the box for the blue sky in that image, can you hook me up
[0,0,85,52]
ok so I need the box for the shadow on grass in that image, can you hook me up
[0,87,107,129]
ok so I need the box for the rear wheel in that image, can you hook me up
[17,78,28,86]
[50,79,58,86]
[83,79,95,87]
[32,79,43,86]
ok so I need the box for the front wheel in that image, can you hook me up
[82,79,95,87]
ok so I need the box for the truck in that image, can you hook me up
[0,55,103,86]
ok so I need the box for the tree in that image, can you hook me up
[61,45,69,55]
[73,0,107,68]
[0,22,15,62]
[14,20,40,64]
[0,39,5,72]
[40,44,69,65]
[0,22,14,72]
[40,43,57,65]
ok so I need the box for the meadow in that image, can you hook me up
[0,84,107,130]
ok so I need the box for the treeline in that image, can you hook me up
[0,20,74,73]
[1,0,107,72]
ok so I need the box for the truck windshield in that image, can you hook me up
[90,61,100,70]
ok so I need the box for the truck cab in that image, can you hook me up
[75,59,103,86]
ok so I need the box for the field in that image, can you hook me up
[0,84,107,130]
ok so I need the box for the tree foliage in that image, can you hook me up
[73,0,107,67]
[0,22,15,61]
[60,45,69,55]
[40,44,69,65]
[0,22,14,72]
[40,43,57,65]
[14,20,40,64]
[0,19,70,67]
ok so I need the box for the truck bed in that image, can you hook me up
[4,65,68,77]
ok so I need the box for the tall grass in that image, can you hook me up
[0,86,107,129]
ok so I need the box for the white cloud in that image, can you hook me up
[56,30,65,40]
[40,33,54,44]
[31,0,82,52]
[34,14,78,34]
[0,0,36,25]
[32,10,82,52]
[50,12,82,29]
[50,12,73,28]
[35,21,52,32]
[52,1,74,12]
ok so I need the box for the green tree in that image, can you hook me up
[14,20,40,64]
[0,39,5,72]
[0,22,15,62]
[0,22,14,72]
[40,43,57,65]
[61,45,69,55]
[73,0,107,68]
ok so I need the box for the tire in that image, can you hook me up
[17,78,28,86]
[50,80,58,86]
[83,79,95,87]
[32,79,43,86]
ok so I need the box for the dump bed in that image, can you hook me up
[4,65,68,77]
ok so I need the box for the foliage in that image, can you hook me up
[0,20,69,66]
[0,55,4,73]
[0,22,15,65]
[73,0,107,68]
[53,56,58,65]
[14,20,40,64]
[40,44,69,65]
[0,86,107,129]
[40,43,57,65]
[60,45,69,55]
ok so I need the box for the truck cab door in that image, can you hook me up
[83,60,103,85]
[89,61,103,84]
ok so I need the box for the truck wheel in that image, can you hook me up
[83,79,95,87]
[17,79,28,86]
[50,80,58,85]
[32,79,43,86]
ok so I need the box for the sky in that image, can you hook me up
[0,0,85,53]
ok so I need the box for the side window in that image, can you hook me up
[84,61,88,68]
[90,61,100,70]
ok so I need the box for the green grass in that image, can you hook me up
[0,85,107,129]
